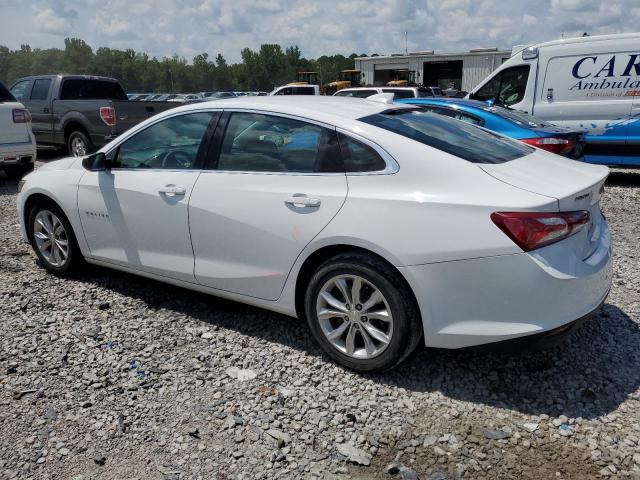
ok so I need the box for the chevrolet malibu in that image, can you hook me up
[17,96,613,372]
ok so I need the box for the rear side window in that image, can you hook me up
[382,88,415,99]
[417,88,434,97]
[359,110,532,164]
[472,65,530,106]
[0,82,16,102]
[217,112,342,173]
[30,79,52,100]
[418,106,483,126]
[60,79,127,100]
[335,89,378,98]
[338,133,387,172]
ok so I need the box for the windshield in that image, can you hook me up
[359,110,533,164]
[484,105,551,128]
[0,82,16,102]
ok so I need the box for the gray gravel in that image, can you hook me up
[0,163,639,480]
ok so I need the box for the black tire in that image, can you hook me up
[304,252,423,372]
[27,201,83,275]
[3,163,34,180]
[67,130,91,157]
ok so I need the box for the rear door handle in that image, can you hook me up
[159,185,186,197]
[284,194,321,207]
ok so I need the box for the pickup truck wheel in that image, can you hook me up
[67,131,90,157]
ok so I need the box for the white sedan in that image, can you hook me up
[1,81,36,179]
[16,96,613,371]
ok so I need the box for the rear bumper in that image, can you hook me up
[462,296,605,353]
[0,140,37,168]
[403,215,613,349]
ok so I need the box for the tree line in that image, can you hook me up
[0,38,370,93]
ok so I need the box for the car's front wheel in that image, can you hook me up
[28,203,82,275]
[304,252,423,372]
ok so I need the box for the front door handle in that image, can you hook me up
[284,194,321,208]
[159,185,186,197]
[43,107,49,113]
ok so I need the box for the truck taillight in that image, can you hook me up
[491,211,590,251]
[13,108,31,123]
[99,107,116,126]
[521,137,575,155]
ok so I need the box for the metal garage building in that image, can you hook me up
[354,48,512,92]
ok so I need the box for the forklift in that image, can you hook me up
[323,70,363,95]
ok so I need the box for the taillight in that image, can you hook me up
[491,211,590,251]
[99,107,116,126]
[521,137,574,155]
[12,108,32,123]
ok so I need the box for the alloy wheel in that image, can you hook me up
[316,274,394,359]
[71,137,87,157]
[33,210,69,267]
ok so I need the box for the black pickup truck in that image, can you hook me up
[9,75,177,156]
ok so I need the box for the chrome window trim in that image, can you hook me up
[336,127,400,175]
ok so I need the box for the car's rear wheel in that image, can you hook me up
[28,203,82,275]
[304,252,422,372]
[67,130,90,157]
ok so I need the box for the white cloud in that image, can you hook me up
[1,0,638,62]
[32,7,72,34]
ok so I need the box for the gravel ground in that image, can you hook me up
[0,162,639,480]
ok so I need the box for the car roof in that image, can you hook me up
[164,96,414,124]
[399,97,491,110]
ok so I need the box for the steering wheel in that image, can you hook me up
[161,150,192,169]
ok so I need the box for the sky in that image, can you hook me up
[0,0,639,62]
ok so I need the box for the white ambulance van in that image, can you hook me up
[468,33,640,166]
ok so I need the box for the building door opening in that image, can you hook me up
[423,60,463,90]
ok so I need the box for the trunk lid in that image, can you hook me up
[481,150,609,259]
[480,150,608,211]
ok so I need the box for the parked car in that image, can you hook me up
[398,98,586,159]
[270,85,320,95]
[333,86,441,99]
[468,32,640,166]
[9,75,177,156]
[207,92,238,99]
[167,94,200,103]
[0,81,36,178]
[17,96,612,371]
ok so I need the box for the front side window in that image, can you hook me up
[217,112,341,173]
[297,87,316,95]
[10,80,31,101]
[114,112,215,169]
[274,87,292,96]
[472,65,530,106]
[338,133,387,172]
[30,79,52,100]
[360,109,532,164]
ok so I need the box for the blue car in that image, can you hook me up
[397,98,586,159]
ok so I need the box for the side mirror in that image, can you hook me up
[82,152,110,171]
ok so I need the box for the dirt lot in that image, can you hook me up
[0,158,639,480]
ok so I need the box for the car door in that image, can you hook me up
[25,78,53,143]
[628,94,640,165]
[77,110,219,282]
[189,111,348,300]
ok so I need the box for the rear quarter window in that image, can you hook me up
[359,110,533,164]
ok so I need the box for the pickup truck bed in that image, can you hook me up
[10,75,177,156]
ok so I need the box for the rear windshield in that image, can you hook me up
[0,82,16,102]
[359,110,533,164]
[484,105,552,128]
[60,79,128,100]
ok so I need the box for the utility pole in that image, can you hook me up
[404,31,408,55]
